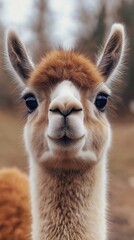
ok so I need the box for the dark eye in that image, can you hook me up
[23,93,38,113]
[95,93,108,112]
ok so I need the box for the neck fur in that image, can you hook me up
[29,158,107,240]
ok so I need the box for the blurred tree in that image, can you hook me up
[0,0,133,111]
[0,1,15,108]
[28,0,51,63]
[75,0,134,113]
[0,0,53,108]
[76,7,105,61]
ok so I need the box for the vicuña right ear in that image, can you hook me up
[97,23,126,84]
[6,30,34,84]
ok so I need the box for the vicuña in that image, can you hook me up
[6,23,126,240]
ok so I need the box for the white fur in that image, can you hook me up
[47,80,85,155]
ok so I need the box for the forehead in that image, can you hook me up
[51,80,81,100]
[28,50,103,90]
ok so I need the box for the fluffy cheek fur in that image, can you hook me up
[82,94,112,162]
[85,118,111,160]
[24,113,48,162]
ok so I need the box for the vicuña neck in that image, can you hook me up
[30,159,107,240]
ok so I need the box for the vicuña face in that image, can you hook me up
[22,51,111,169]
[7,24,125,169]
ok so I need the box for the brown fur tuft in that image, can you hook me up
[0,168,31,240]
[29,50,103,89]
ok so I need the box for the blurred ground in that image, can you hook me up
[109,120,134,240]
[0,110,134,240]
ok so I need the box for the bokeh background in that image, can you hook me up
[0,0,134,239]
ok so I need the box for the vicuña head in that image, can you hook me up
[6,23,126,240]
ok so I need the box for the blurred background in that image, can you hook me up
[0,0,134,239]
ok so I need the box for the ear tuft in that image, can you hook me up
[97,23,127,83]
[6,30,34,83]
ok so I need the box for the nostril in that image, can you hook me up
[49,108,82,117]
[50,108,61,114]
[70,108,82,114]
[49,108,64,117]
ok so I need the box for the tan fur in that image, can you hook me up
[0,168,31,240]
[30,160,107,240]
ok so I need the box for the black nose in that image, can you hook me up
[50,108,82,117]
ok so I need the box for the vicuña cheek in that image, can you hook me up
[24,124,36,157]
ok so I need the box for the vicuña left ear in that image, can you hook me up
[97,23,126,84]
[6,30,34,83]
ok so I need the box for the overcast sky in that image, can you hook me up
[2,0,101,48]
[3,0,32,25]
[3,0,76,48]
[2,0,132,48]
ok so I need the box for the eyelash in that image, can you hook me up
[22,93,38,113]
[94,92,110,112]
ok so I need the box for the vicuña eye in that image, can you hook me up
[23,93,38,113]
[95,93,108,112]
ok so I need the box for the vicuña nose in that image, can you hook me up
[50,107,82,117]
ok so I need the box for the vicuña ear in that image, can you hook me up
[6,30,34,84]
[97,23,126,83]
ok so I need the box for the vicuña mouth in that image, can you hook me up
[48,135,84,146]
